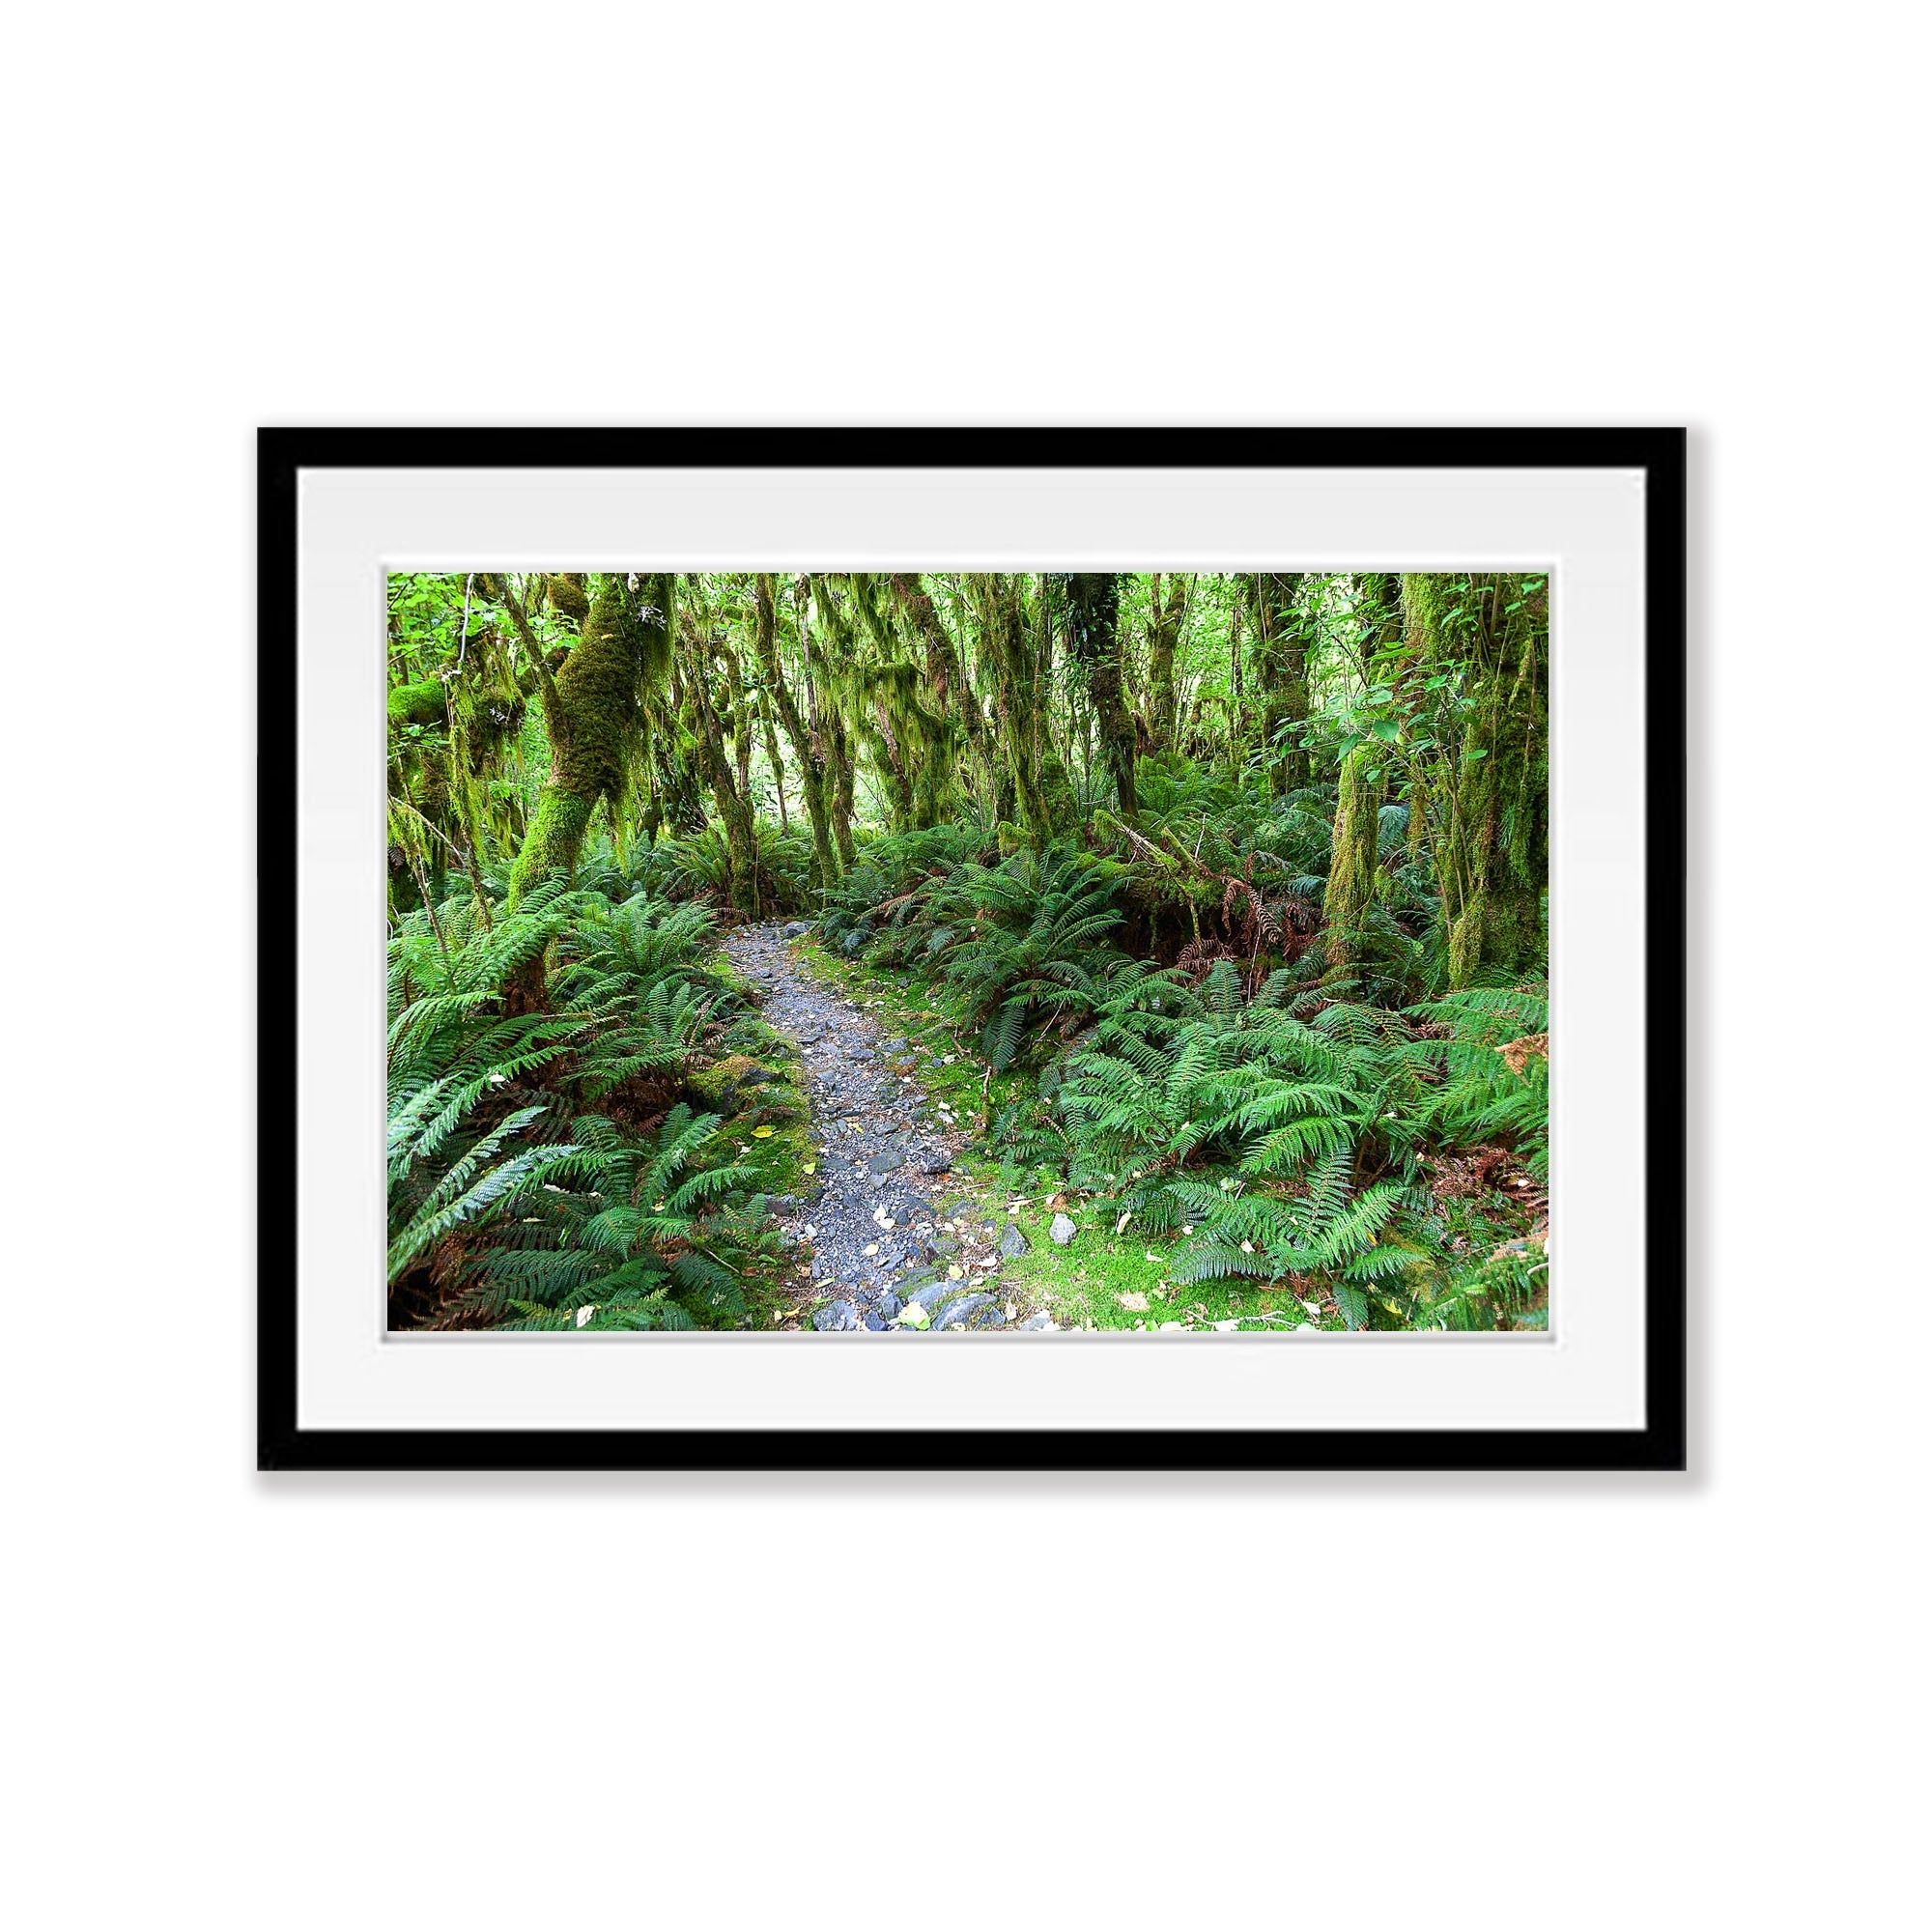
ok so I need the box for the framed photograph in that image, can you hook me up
[259,427,1684,1471]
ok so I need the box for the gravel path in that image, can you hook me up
[724,922,1053,1334]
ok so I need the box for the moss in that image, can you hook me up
[508,574,673,903]
[1323,744,1381,969]
[685,1052,774,1114]
[1401,573,1548,985]
[546,573,590,624]
[507,789,592,897]
[387,680,445,728]
[1250,573,1312,793]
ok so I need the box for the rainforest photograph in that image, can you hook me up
[387,568,1549,1337]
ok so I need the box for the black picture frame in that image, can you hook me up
[259,427,1686,1473]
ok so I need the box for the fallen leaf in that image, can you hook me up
[1116,1211,1133,1235]
[752,1125,775,1139]
[802,1162,816,1175]
[575,1306,596,1329]
[948,1264,963,1280]
[864,1242,879,1257]
[1118,1292,1149,1313]
[896,1303,930,1329]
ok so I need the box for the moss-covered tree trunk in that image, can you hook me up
[826,705,857,865]
[1060,573,1139,822]
[1395,573,1547,985]
[753,574,838,894]
[888,570,986,813]
[508,573,672,903]
[682,611,760,918]
[1323,742,1382,973]
[1143,572,1187,754]
[966,573,1066,843]
[1249,572,1312,794]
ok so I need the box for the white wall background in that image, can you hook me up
[5,5,1923,1927]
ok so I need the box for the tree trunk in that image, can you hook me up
[1249,572,1311,794]
[753,574,838,894]
[1323,742,1382,973]
[508,573,671,903]
[965,573,1065,843]
[1143,573,1187,753]
[1061,572,1139,822]
[1399,573,1548,984]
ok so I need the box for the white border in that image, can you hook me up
[296,466,1644,1432]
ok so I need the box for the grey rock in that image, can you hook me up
[906,1279,955,1315]
[921,1155,953,1177]
[781,921,811,939]
[863,1314,888,1331]
[1049,1212,1078,1246]
[933,1293,1005,1332]
[998,1222,1031,1260]
[1020,1313,1059,1331]
[811,1298,859,1332]
[873,1290,902,1320]
[867,1148,907,1174]
[848,1046,874,1062]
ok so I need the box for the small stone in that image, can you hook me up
[1020,1313,1059,1331]
[811,1298,859,1332]
[922,1155,953,1177]
[874,1291,902,1319]
[1049,1213,1078,1246]
[868,1148,906,1174]
[781,921,811,939]
[933,1293,1005,1331]
[863,1314,888,1331]
[999,1222,1031,1260]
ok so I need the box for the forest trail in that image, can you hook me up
[723,923,1048,1333]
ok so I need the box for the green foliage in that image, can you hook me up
[823,834,1124,1067]
[1036,960,1549,1328]
[385,877,781,1330]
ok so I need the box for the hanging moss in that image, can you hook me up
[1401,573,1548,984]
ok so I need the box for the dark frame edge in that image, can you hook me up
[257,427,1689,1475]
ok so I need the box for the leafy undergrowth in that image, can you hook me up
[386,879,817,1334]
[795,921,1548,1333]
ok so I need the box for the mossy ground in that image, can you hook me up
[689,954,821,1325]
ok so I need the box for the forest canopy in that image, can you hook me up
[387,570,1549,1336]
